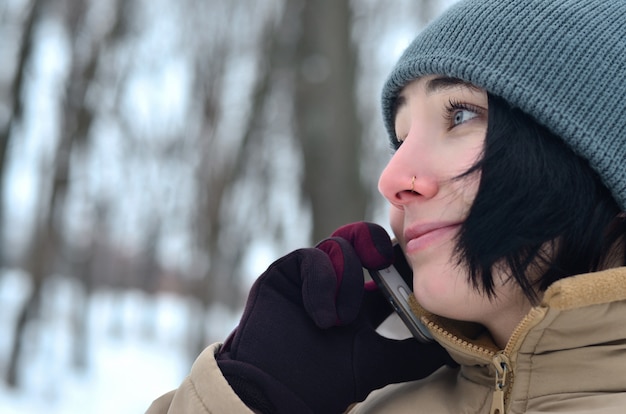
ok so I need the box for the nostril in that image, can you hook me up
[406,176,421,196]
[397,188,420,202]
[408,175,429,196]
[405,174,438,199]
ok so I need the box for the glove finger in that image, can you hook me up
[298,247,345,329]
[330,222,393,270]
[314,237,364,327]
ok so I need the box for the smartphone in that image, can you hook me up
[368,243,434,343]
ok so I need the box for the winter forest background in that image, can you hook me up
[0,0,457,412]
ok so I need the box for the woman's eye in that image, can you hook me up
[445,99,485,128]
[452,109,478,126]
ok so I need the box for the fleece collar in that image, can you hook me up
[409,267,626,363]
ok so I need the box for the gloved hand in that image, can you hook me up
[216,222,451,414]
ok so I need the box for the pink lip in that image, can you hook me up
[404,222,462,253]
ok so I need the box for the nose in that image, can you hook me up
[378,139,439,207]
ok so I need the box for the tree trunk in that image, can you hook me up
[295,0,366,243]
[0,0,43,268]
[3,0,44,388]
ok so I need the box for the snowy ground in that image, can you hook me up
[0,269,240,414]
[0,267,410,413]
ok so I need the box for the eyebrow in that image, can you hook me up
[396,76,482,108]
[426,76,481,94]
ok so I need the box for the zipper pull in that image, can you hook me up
[490,386,505,414]
[489,353,509,414]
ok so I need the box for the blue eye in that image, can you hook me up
[453,109,478,125]
[445,99,485,128]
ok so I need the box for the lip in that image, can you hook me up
[404,221,462,253]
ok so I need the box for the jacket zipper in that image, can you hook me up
[425,320,505,412]
[488,308,541,413]
[426,308,541,413]
[489,352,509,414]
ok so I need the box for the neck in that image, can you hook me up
[482,293,534,349]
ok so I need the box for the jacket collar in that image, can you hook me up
[409,266,626,365]
[410,267,626,412]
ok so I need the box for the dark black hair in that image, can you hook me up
[455,94,626,303]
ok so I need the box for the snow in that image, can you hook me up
[0,270,239,414]
[0,266,412,414]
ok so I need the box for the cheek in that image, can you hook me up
[412,269,461,317]
[409,239,472,316]
[455,170,482,213]
[413,272,451,300]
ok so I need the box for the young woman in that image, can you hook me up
[148,0,626,412]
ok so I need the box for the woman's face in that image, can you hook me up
[378,76,530,332]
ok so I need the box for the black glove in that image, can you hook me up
[217,222,450,414]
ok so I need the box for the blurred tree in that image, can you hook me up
[3,0,45,388]
[0,0,42,267]
[5,0,104,386]
[186,1,241,356]
[296,0,366,243]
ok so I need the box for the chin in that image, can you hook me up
[413,285,446,315]
[413,275,462,319]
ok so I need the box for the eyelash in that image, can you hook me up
[390,136,402,151]
[443,99,485,127]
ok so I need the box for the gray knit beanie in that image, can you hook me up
[382,0,626,210]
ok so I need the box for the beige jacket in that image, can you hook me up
[147,267,626,413]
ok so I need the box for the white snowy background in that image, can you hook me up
[0,1,457,412]
[0,272,211,413]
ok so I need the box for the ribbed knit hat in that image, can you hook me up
[382,0,626,210]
